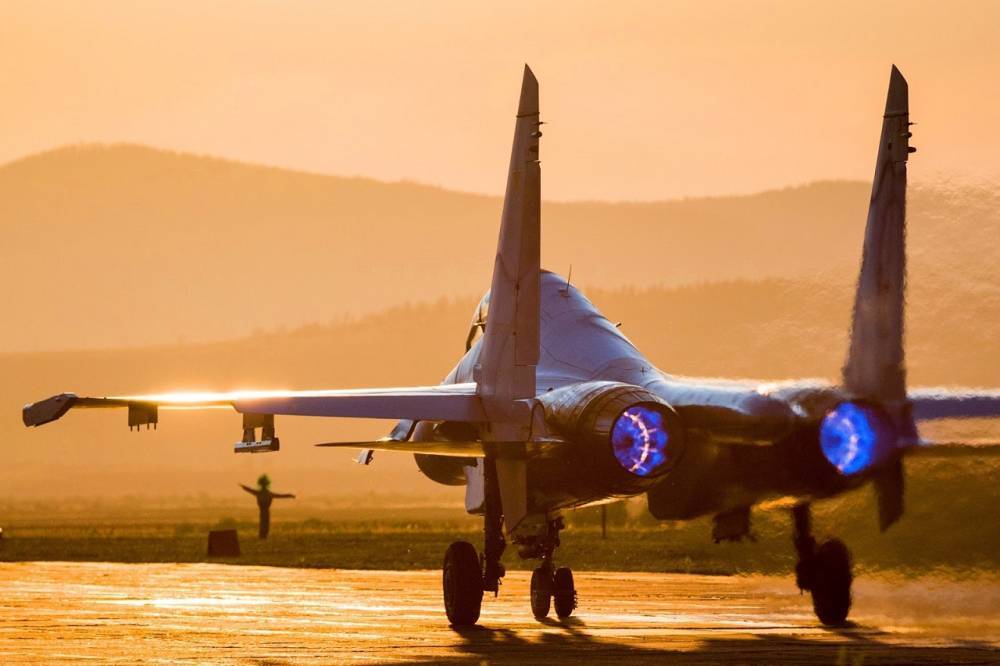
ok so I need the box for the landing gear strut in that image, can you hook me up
[793,502,853,626]
[442,459,506,626]
[482,458,506,595]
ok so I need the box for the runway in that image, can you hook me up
[0,563,996,664]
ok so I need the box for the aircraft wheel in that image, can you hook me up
[810,538,852,626]
[553,566,577,619]
[443,541,483,626]
[530,566,552,619]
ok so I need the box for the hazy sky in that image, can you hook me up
[3,1,999,200]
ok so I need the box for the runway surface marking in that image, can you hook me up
[0,562,996,664]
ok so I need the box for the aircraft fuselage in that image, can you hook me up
[420,271,865,521]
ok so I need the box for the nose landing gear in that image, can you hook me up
[530,564,577,619]
[524,518,577,620]
[530,565,552,618]
[793,502,853,626]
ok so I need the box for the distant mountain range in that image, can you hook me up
[3,144,998,351]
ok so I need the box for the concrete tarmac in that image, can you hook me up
[0,562,997,664]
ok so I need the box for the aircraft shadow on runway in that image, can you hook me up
[438,621,998,665]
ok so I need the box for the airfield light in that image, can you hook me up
[819,402,896,475]
[610,405,671,477]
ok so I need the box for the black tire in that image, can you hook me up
[443,541,483,626]
[810,538,852,626]
[553,566,577,619]
[530,567,552,619]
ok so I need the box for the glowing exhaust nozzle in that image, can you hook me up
[539,382,684,494]
[611,405,672,477]
[819,402,896,475]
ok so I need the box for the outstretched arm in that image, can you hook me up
[273,492,296,499]
[239,484,259,496]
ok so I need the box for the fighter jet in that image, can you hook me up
[23,65,1000,626]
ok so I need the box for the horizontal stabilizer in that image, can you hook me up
[315,439,487,457]
[315,436,568,457]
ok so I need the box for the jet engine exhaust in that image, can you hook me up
[537,381,684,496]
[611,405,672,477]
[819,401,897,475]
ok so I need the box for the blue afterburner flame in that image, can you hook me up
[611,405,671,477]
[819,402,896,475]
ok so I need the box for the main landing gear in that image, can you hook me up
[792,502,853,626]
[443,540,484,625]
[441,459,577,626]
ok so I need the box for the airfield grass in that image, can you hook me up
[1,456,997,577]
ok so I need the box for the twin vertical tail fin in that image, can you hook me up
[841,65,916,530]
[475,65,541,442]
[843,65,912,409]
[474,65,541,535]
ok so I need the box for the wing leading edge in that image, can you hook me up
[909,388,1000,421]
[22,383,485,428]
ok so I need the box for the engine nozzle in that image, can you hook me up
[611,404,674,477]
[819,401,897,475]
[538,381,685,495]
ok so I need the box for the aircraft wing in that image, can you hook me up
[905,388,1000,459]
[908,442,1000,458]
[909,387,1000,420]
[22,383,485,428]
